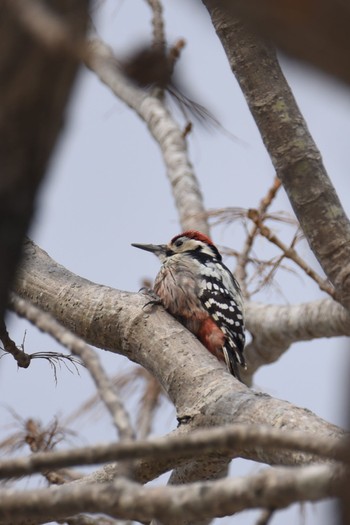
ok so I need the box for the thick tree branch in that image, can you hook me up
[14,240,350,382]
[243,299,350,383]
[0,0,89,322]
[12,240,344,467]
[202,4,350,309]
[0,464,343,525]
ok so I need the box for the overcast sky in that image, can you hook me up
[1,2,350,524]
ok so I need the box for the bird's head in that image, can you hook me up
[132,230,222,263]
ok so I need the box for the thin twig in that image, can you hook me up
[145,0,167,101]
[64,367,164,440]
[256,508,275,525]
[9,293,135,441]
[248,210,336,298]
[0,411,80,486]
[235,176,281,297]
[250,228,301,295]
[23,418,72,485]
[168,38,186,71]
[223,247,299,276]
[146,0,166,53]
[0,319,31,368]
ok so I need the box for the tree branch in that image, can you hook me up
[85,39,209,234]
[6,0,209,237]
[0,318,31,368]
[146,0,166,53]
[12,240,344,468]
[202,4,350,309]
[235,176,281,298]
[1,423,347,480]
[0,464,343,525]
[9,293,134,441]
[243,298,350,382]
[247,208,335,298]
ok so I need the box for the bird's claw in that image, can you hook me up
[139,288,163,309]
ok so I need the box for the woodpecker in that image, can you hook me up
[132,230,246,380]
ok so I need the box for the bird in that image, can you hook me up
[132,230,246,379]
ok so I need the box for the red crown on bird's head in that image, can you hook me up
[171,230,214,247]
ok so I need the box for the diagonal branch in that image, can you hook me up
[235,176,281,297]
[247,208,335,298]
[202,3,350,310]
[86,39,209,234]
[12,240,344,467]
[9,293,134,441]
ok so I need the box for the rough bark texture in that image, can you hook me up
[14,240,343,468]
[243,299,350,382]
[0,0,89,322]
[202,2,350,310]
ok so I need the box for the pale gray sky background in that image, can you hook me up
[1,1,349,524]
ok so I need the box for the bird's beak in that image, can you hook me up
[131,242,167,256]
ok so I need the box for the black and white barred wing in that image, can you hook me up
[199,261,246,375]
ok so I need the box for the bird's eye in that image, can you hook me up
[174,239,183,247]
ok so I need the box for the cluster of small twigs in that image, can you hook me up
[66,366,165,440]
[206,176,335,299]
[0,410,78,486]
[0,412,73,455]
